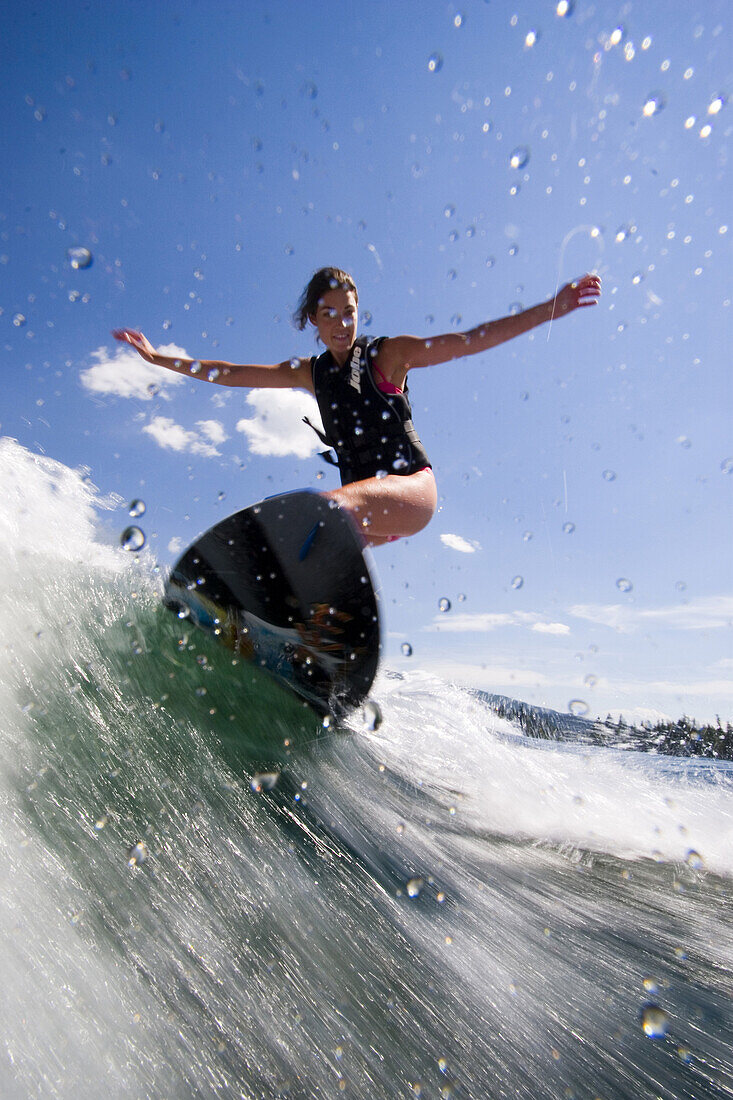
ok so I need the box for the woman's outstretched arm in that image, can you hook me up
[376,274,601,380]
[111,329,314,392]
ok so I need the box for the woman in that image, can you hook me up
[114,267,601,546]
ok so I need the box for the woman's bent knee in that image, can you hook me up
[324,468,437,540]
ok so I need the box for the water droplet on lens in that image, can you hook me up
[189,360,202,375]
[685,849,705,870]
[568,699,589,717]
[511,575,524,590]
[643,92,666,117]
[641,1003,670,1039]
[556,0,574,15]
[721,457,733,475]
[67,246,93,270]
[563,522,575,534]
[616,577,633,592]
[250,771,280,792]
[603,470,617,481]
[444,204,455,218]
[406,876,424,898]
[128,498,146,518]
[438,597,451,612]
[428,53,443,73]
[584,674,598,688]
[120,526,146,552]
[392,457,409,471]
[12,313,26,327]
[362,700,383,731]
[127,841,149,867]
[401,642,413,657]
[207,368,220,381]
[509,146,530,170]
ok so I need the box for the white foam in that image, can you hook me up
[0,437,124,574]
[365,670,733,877]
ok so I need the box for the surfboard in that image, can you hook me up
[163,490,380,718]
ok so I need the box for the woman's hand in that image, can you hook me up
[553,274,602,316]
[112,328,158,362]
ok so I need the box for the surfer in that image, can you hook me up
[113,267,600,546]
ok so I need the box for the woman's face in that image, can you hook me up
[310,287,358,364]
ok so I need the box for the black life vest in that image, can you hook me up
[308,336,431,486]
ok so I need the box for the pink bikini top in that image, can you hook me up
[371,361,403,395]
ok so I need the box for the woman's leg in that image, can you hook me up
[323,468,437,546]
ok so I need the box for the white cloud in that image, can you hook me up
[142,415,224,457]
[426,611,570,634]
[566,604,635,632]
[80,343,189,401]
[569,595,733,633]
[428,611,516,632]
[414,657,554,690]
[531,621,571,635]
[440,533,481,553]
[236,389,322,458]
[617,677,733,700]
[197,419,229,445]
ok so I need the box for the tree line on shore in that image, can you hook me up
[483,693,733,761]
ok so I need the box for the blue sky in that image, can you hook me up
[2,0,731,723]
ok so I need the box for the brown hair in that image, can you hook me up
[293,267,358,331]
